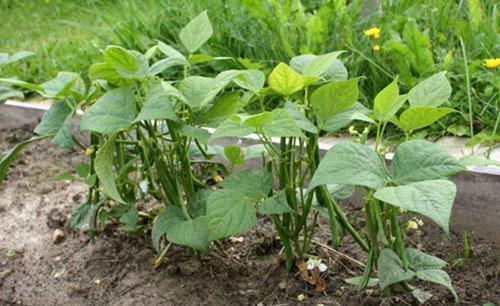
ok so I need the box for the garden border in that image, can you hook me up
[2,100,499,244]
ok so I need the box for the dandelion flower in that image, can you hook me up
[373,44,381,52]
[364,27,381,39]
[484,58,500,69]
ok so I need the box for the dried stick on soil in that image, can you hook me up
[310,239,365,268]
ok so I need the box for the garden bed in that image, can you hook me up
[0,116,498,305]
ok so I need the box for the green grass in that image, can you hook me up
[0,0,498,139]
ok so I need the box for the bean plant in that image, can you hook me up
[0,11,470,303]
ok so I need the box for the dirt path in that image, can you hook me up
[0,123,498,305]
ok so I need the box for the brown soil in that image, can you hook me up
[0,123,498,306]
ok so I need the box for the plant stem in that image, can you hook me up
[460,37,474,151]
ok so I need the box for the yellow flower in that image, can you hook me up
[373,44,381,52]
[484,58,500,69]
[364,27,381,39]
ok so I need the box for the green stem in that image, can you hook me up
[390,207,408,270]
[460,37,474,151]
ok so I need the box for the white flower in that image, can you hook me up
[307,261,315,270]
[318,263,328,272]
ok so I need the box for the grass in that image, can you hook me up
[0,0,498,140]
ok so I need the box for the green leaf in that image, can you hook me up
[70,201,91,230]
[406,248,447,271]
[94,135,125,203]
[152,206,185,252]
[378,248,415,290]
[459,155,500,168]
[0,135,50,184]
[205,91,240,125]
[207,190,256,241]
[416,269,458,302]
[261,108,305,138]
[51,111,74,149]
[34,100,73,135]
[103,46,141,78]
[157,41,186,59]
[135,83,178,122]
[88,62,129,86]
[399,107,455,133]
[243,112,272,129]
[40,72,83,98]
[284,102,318,134]
[0,50,34,65]
[374,180,456,233]
[221,170,272,201]
[73,163,91,178]
[311,78,359,124]
[258,191,295,215]
[0,77,44,92]
[209,115,255,141]
[149,57,187,75]
[268,63,304,96]
[303,51,344,77]
[189,190,210,218]
[119,205,138,231]
[392,140,465,184]
[167,216,209,252]
[322,102,371,133]
[172,122,209,145]
[224,145,244,167]
[52,171,76,181]
[81,88,136,135]
[408,72,451,107]
[290,54,348,82]
[309,143,388,191]
[178,76,216,109]
[179,11,213,53]
[345,276,379,288]
[373,78,401,122]
[0,85,23,102]
[233,70,266,93]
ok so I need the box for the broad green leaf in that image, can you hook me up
[322,102,371,133]
[459,155,500,168]
[188,190,210,218]
[103,46,140,78]
[406,248,447,271]
[0,78,44,92]
[374,180,456,233]
[178,76,216,109]
[179,11,213,53]
[221,170,272,201]
[233,70,266,93]
[94,135,125,203]
[373,78,401,122]
[416,269,459,302]
[209,115,255,141]
[309,143,388,191]
[392,140,465,184]
[188,54,214,64]
[70,201,91,230]
[0,135,50,184]
[303,51,344,77]
[81,88,136,135]
[290,54,348,82]
[152,206,185,252]
[205,91,240,125]
[411,289,433,304]
[284,102,318,134]
[378,248,415,290]
[149,57,187,75]
[157,41,186,60]
[262,108,305,138]
[34,100,73,136]
[207,190,256,241]
[242,144,267,160]
[135,83,178,122]
[408,72,451,107]
[40,72,83,98]
[345,277,379,288]
[399,107,455,133]
[0,85,23,102]
[268,63,304,96]
[120,205,138,231]
[167,216,209,252]
[243,112,272,129]
[88,62,128,86]
[258,191,295,215]
[224,145,244,167]
[172,122,209,145]
[311,78,359,124]
[0,50,34,65]
[52,171,76,181]
[51,112,74,149]
[73,163,90,178]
